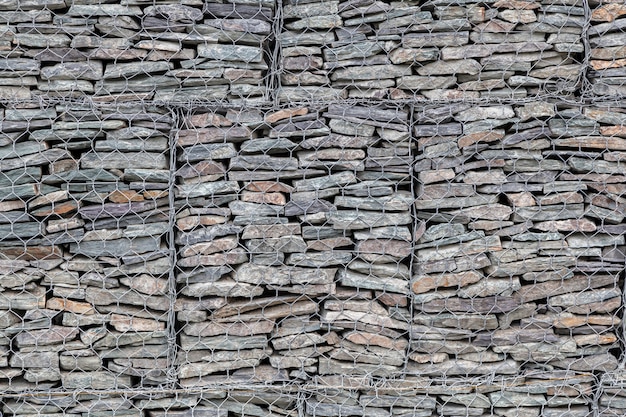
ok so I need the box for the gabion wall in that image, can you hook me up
[1,0,626,417]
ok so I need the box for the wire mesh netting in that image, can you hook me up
[0,0,626,417]
[411,101,625,417]
[276,0,586,102]
[586,0,626,99]
[0,102,175,392]
[173,104,412,388]
[2,98,626,416]
[0,1,275,105]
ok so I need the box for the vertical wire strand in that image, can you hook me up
[271,0,283,108]
[580,0,593,100]
[166,106,180,389]
[404,102,416,378]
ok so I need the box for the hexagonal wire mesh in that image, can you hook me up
[276,0,587,103]
[412,100,625,417]
[586,0,626,99]
[0,0,625,417]
[172,104,413,389]
[0,1,276,105]
[0,102,176,393]
[5,99,625,416]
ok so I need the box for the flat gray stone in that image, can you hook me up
[198,44,263,63]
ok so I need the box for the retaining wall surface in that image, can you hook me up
[0,0,625,417]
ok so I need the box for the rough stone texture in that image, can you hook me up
[588,1,626,98]
[0,0,273,105]
[277,0,585,102]
[410,101,625,417]
[0,103,174,393]
[0,1,623,417]
[174,105,412,387]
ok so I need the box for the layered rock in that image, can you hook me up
[0,103,173,391]
[278,0,584,102]
[0,1,272,104]
[588,1,626,97]
[0,0,624,415]
[1,392,298,417]
[307,373,594,417]
[174,105,412,385]
[411,101,623,416]
[599,371,626,416]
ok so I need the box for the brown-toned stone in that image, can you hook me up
[46,298,95,315]
[419,169,455,184]
[0,200,25,212]
[345,331,408,350]
[109,190,144,203]
[144,190,168,199]
[307,237,353,250]
[244,181,294,193]
[0,245,63,260]
[574,334,618,346]
[601,125,626,137]
[178,161,225,178]
[265,108,308,123]
[554,137,626,150]
[180,236,239,258]
[240,190,287,206]
[506,192,536,207]
[189,113,232,128]
[591,59,626,70]
[28,190,69,209]
[177,215,228,231]
[177,126,250,146]
[458,131,504,148]
[539,191,583,205]
[31,200,79,217]
[553,313,621,329]
[412,271,483,295]
[592,3,626,22]
[375,291,408,307]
